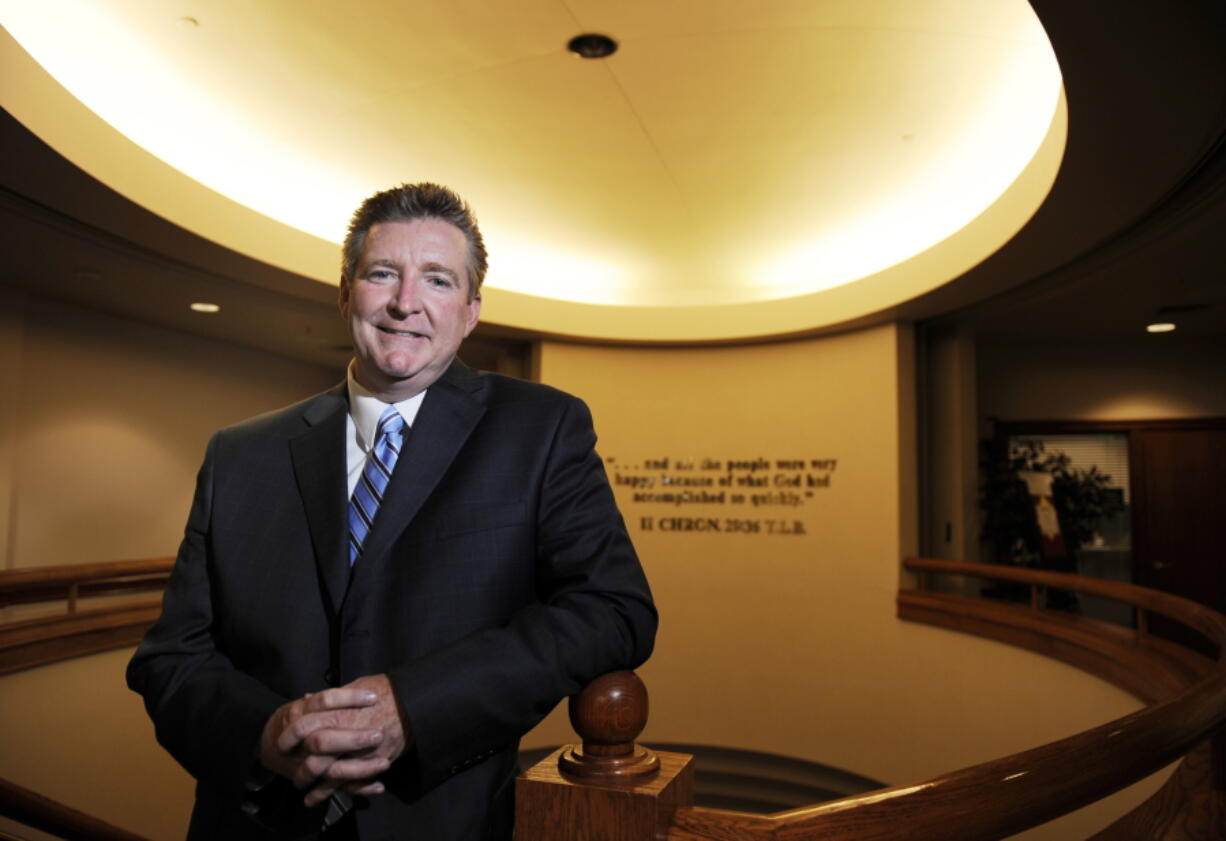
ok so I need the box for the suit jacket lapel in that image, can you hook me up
[352,362,487,578]
[289,384,351,618]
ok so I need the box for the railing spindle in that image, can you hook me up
[1213,728,1226,792]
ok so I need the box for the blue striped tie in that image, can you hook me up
[347,406,407,565]
[324,407,406,829]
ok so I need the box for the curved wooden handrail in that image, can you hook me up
[0,558,172,674]
[4,559,1222,839]
[903,557,1226,653]
[0,776,153,841]
[0,558,173,609]
[0,560,165,840]
[520,559,1225,841]
[662,559,1226,840]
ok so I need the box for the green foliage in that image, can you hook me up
[979,439,1125,566]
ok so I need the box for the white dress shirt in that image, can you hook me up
[344,365,426,497]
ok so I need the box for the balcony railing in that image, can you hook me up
[520,558,1226,841]
[1,557,1222,840]
[0,558,171,675]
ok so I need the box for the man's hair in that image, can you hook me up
[342,182,488,297]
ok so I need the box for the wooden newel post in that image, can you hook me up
[516,671,694,841]
[559,670,661,781]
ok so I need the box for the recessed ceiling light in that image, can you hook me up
[567,33,618,59]
[190,302,220,313]
[1146,322,1176,333]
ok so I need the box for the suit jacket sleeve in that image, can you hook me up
[389,394,657,790]
[126,431,288,792]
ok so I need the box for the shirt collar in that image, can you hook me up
[345,363,426,452]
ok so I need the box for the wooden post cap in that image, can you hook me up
[559,670,660,783]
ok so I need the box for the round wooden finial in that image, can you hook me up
[558,671,660,783]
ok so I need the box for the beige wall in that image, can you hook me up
[0,288,340,571]
[0,649,196,841]
[530,326,919,772]
[922,325,981,565]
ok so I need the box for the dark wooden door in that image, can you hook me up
[1131,426,1226,651]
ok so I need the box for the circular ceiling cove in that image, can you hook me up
[1,1,1064,341]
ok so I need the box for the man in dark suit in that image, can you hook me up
[127,183,657,840]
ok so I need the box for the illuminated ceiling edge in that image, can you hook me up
[2,26,1066,343]
[1,27,337,280]
[494,94,1067,343]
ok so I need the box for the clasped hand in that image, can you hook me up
[258,673,409,808]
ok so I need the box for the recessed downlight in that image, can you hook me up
[190,302,220,313]
[1146,322,1176,333]
[567,33,618,59]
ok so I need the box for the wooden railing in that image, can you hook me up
[0,777,153,841]
[0,558,172,675]
[2,558,1222,839]
[518,559,1226,840]
[0,560,170,840]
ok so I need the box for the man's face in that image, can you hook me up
[339,217,481,401]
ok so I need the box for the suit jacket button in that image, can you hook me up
[324,668,338,685]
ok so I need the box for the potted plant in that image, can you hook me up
[979,439,1125,607]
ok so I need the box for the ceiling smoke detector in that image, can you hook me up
[567,33,618,59]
